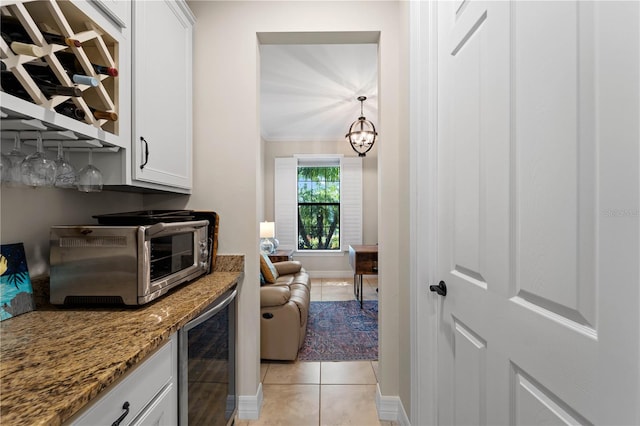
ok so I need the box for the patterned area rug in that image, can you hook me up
[298,300,378,361]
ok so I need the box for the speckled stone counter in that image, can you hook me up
[0,255,244,426]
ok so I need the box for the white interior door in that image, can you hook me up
[434,1,639,425]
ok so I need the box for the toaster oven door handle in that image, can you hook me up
[145,220,210,238]
[183,288,237,332]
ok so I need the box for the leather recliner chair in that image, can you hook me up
[260,260,311,361]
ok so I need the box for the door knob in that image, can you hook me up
[429,281,447,297]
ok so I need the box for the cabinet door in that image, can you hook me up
[133,0,193,190]
[131,383,177,426]
[91,0,130,28]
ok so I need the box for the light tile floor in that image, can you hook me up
[310,276,379,303]
[237,277,394,426]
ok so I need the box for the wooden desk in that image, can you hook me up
[268,249,293,263]
[348,245,378,308]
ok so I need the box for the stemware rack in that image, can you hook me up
[1,117,119,153]
[0,0,120,149]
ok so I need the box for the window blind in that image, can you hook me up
[274,157,298,250]
[340,157,363,250]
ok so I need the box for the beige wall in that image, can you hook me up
[263,140,378,275]
[397,0,411,413]
[184,0,410,417]
[0,186,144,276]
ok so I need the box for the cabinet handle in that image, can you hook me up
[111,401,130,426]
[140,136,149,170]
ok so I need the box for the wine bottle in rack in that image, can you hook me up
[5,59,82,98]
[3,69,80,101]
[45,32,80,47]
[1,15,81,48]
[1,32,43,57]
[30,74,82,98]
[90,107,118,121]
[54,100,86,120]
[54,100,118,122]
[56,51,118,77]
[23,61,98,87]
[1,70,32,100]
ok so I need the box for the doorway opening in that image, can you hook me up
[257,30,380,368]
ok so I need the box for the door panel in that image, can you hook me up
[453,318,487,426]
[452,22,484,285]
[511,365,592,426]
[512,1,596,329]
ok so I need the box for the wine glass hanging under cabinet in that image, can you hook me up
[0,0,120,140]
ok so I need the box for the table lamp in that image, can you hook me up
[260,221,276,254]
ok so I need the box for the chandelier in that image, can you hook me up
[345,96,377,157]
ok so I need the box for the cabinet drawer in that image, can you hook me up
[69,335,176,426]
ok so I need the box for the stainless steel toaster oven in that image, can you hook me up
[50,219,210,306]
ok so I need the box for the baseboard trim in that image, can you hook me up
[376,384,411,426]
[237,383,263,420]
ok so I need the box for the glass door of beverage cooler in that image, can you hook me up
[179,287,237,425]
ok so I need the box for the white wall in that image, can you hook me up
[263,139,378,276]
[0,186,144,276]
[184,0,410,418]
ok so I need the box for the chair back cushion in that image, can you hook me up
[260,253,280,283]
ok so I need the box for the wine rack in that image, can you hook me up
[0,0,120,148]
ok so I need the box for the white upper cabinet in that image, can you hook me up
[90,0,130,29]
[131,0,194,191]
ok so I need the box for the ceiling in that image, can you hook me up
[260,43,378,142]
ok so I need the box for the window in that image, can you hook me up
[275,156,362,253]
[297,165,341,250]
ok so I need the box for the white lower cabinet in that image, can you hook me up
[68,334,178,426]
[130,382,177,426]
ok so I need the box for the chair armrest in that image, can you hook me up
[274,261,302,275]
[261,286,291,307]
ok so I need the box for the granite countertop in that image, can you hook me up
[0,255,244,426]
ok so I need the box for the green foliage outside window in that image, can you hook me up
[297,166,340,250]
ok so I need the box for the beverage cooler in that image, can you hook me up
[179,287,237,425]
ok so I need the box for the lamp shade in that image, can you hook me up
[260,221,275,238]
